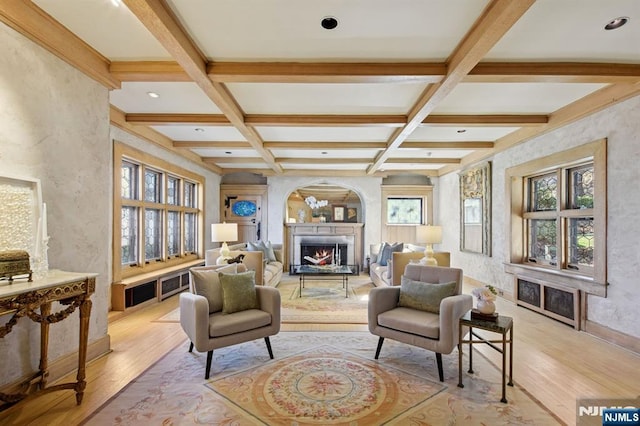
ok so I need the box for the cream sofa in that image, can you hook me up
[205,242,283,287]
[369,243,450,286]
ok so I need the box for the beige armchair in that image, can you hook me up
[368,263,472,381]
[180,264,281,379]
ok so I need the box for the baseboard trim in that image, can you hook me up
[584,320,640,355]
[0,334,111,396]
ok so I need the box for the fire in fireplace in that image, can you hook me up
[301,243,348,266]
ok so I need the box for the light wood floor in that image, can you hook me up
[2,277,639,425]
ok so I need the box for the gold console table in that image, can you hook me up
[0,270,97,408]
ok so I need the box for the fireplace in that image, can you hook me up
[294,235,355,266]
[301,243,348,266]
[285,223,364,272]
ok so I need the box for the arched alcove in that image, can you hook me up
[285,183,363,224]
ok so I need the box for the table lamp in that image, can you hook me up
[416,225,443,266]
[211,222,238,265]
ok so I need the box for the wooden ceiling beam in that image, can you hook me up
[264,142,386,149]
[111,60,640,84]
[400,141,494,149]
[385,158,461,164]
[110,61,190,81]
[122,0,281,173]
[423,114,547,126]
[276,158,372,164]
[467,62,640,83]
[203,157,265,164]
[173,141,253,149]
[367,0,536,174]
[127,113,230,125]
[0,1,119,89]
[207,62,446,83]
[246,114,406,127]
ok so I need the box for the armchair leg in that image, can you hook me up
[375,337,384,359]
[436,353,444,382]
[205,350,213,380]
[265,337,274,359]
[188,341,194,352]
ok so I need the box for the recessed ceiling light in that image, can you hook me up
[321,151,328,155]
[604,16,629,30]
[194,128,204,132]
[321,16,338,30]
[426,152,432,157]
[147,91,159,98]
[225,151,232,155]
[457,129,466,133]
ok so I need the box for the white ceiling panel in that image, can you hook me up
[33,0,170,60]
[191,149,260,158]
[407,126,520,141]
[110,82,223,113]
[283,163,369,171]
[168,0,490,61]
[255,126,394,142]
[220,163,270,169]
[151,126,246,141]
[270,149,380,158]
[433,83,608,114]
[486,0,640,62]
[227,82,427,114]
[381,164,442,170]
[389,149,473,158]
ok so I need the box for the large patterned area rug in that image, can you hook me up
[85,332,561,425]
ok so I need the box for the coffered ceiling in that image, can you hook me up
[3,1,640,177]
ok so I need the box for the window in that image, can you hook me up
[506,139,606,295]
[114,143,204,280]
[386,197,423,224]
[524,164,594,274]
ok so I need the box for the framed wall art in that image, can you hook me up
[459,161,491,256]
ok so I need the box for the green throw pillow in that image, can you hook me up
[190,264,238,313]
[219,270,259,314]
[398,276,457,314]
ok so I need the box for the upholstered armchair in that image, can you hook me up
[180,263,281,379]
[368,263,472,381]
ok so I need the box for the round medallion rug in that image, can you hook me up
[258,356,395,422]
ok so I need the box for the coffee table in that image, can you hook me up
[293,264,354,298]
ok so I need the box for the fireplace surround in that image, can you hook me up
[285,223,364,272]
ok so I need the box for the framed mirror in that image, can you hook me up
[459,162,491,256]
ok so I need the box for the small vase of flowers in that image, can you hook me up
[471,285,498,314]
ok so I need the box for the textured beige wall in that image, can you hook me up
[438,94,640,339]
[0,22,111,383]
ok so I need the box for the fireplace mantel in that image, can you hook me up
[284,223,364,271]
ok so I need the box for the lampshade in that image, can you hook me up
[416,225,442,244]
[211,222,238,243]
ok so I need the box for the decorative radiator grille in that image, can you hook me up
[516,277,580,329]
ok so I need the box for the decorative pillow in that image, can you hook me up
[386,258,393,279]
[190,263,238,313]
[261,241,278,262]
[219,270,259,314]
[398,276,457,314]
[378,242,403,267]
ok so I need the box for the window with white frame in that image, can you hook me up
[114,143,203,280]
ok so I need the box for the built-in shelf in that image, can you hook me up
[111,259,204,312]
